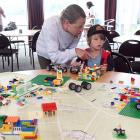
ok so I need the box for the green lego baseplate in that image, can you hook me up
[113,133,127,139]
[31,74,70,86]
[119,102,140,119]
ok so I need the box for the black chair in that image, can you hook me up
[28,26,39,46]
[134,30,140,35]
[119,40,140,73]
[29,31,40,69]
[111,52,133,73]
[107,30,120,50]
[10,38,26,56]
[0,34,19,72]
[103,39,112,52]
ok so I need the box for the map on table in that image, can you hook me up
[0,72,140,140]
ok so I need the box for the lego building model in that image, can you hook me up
[0,115,38,139]
[78,65,101,82]
[52,69,63,86]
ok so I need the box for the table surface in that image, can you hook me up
[113,34,140,43]
[16,70,140,87]
[0,70,140,140]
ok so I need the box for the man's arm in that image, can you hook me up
[45,31,88,64]
[0,7,6,17]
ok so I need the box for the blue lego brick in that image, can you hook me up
[14,120,21,127]
[21,126,35,132]
[130,98,137,102]
[0,89,4,92]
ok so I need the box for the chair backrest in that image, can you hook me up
[111,52,133,73]
[119,40,140,58]
[103,39,112,52]
[0,34,11,50]
[134,30,140,35]
[32,26,38,30]
[104,19,115,31]
[107,30,120,43]
[31,31,40,52]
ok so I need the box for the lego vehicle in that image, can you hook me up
[69,81,91,92]
[70,66,80,74]
[46,64,67,73]
[70,57,83,74]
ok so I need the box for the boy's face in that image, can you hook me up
[90,34,105,50]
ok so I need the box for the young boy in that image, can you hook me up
[85,24,113,73]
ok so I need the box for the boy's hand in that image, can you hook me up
[75,48,89,60]
[100,64,107,75]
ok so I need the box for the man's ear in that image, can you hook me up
[62,19,70,31]
[63,19,70,26]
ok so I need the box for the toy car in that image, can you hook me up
[70,66,80,74]
[69,81,91,92]
[70,58,83,74]
[46,64,67,73]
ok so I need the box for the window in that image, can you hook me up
[44,0,105,24]
[0,0,28,29]
[116,0,140,35]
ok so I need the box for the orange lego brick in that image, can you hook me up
[5,116,19,123]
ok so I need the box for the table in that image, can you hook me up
[1,29,40,37]
[113,34,140,43]
[1,29,40,56]
[0,70,140,140]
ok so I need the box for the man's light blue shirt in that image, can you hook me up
[36,16,80,64]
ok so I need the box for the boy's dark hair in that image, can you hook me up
[87,24,108,45]
[86,1,94,9]
[60,4,86,24]
[87,24,108,38]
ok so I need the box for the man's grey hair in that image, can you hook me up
[60,4,86,24]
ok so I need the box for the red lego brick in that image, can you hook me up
[41,102,57,112]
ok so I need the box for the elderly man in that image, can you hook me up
[36,4,89,69]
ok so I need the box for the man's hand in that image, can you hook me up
[75,48,89,60]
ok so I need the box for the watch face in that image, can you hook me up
[136,104,140,109]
